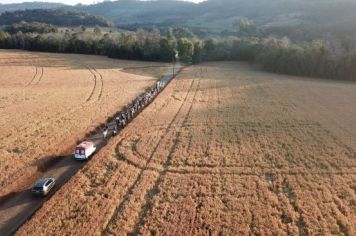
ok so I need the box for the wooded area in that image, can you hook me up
[0,28,355,80]
[0,9,111,27]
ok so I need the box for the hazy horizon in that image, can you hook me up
[0,0,206,5]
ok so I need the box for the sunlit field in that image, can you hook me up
[0,50,169,198]
[17,62,356,235]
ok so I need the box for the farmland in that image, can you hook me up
[14,62,356,235]
[0,50,169,198]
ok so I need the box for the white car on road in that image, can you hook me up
[31,177,56,196]
[74,141,96,161]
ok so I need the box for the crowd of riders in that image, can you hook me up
[105,80,166,138]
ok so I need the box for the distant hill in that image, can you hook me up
[73,0,196,28]
[0,9,112,27]
[0,2,66,13]
[71,0,356,36]
[1,0,356,40]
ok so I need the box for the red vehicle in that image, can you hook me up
[74,141,96,161]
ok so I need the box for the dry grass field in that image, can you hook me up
[0,50,169,197]
[16,62,356,235]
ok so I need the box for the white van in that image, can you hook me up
[74,141,96,161]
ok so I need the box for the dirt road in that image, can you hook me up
[0,50,170,198]
[0,51,179,235]
[0,157,86,235]
[14,62,356,235]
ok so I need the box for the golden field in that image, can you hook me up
[0,50,169,197]
[12,61,356,235]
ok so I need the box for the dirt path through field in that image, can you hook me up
[0,50,170,198]
[0,51,179,235]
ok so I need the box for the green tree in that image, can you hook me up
[0,31,10,47]
[192,40,204,64]
[159,37,175,61]
[177,38,194,63]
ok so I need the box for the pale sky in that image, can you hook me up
[0,0,206,5]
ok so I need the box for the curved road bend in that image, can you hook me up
[0,63,182,236]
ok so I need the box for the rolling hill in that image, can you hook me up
[0,9,112,27]
[1,0,356,40]
[71,0,356,31]
[0,2,65,13]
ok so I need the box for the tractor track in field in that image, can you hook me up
[25,66,44,87]
[85,66,104,102]
[103,78,195,234]
[92,67,104,100]
[33,67,44,86]
[85,66,98,102]
[0,66,102,170]
[25,66,38,87]
[0,65,109,194]
[128,78,201,236]
[103,76,199,235]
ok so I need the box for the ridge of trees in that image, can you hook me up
[3,21,57,34]
[0,2,65,14]
[0,9,112,27]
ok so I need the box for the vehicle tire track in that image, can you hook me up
[128,78,201,236]
[2,65,96,155]
[25,66,38,87]
[103,77,196,235]
[85,66,104,102]
[85,66,97,102]
[92,67,104,100]
[120,70,206,169]
[33,67,44,86]
[0,66,98,174]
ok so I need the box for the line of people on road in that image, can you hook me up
[102,80,167,138]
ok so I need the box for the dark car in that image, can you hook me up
[31,177,56,196]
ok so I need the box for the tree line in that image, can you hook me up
[3,21,57,34]
[0,27,355,81]
[197,37,356,80]
[0,28,189,62]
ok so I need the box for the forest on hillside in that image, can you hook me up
[2,0,356,43]
[2,0,356,40]
[72,0,356,40]
[0,9,112,27]
[0,2,64,13]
